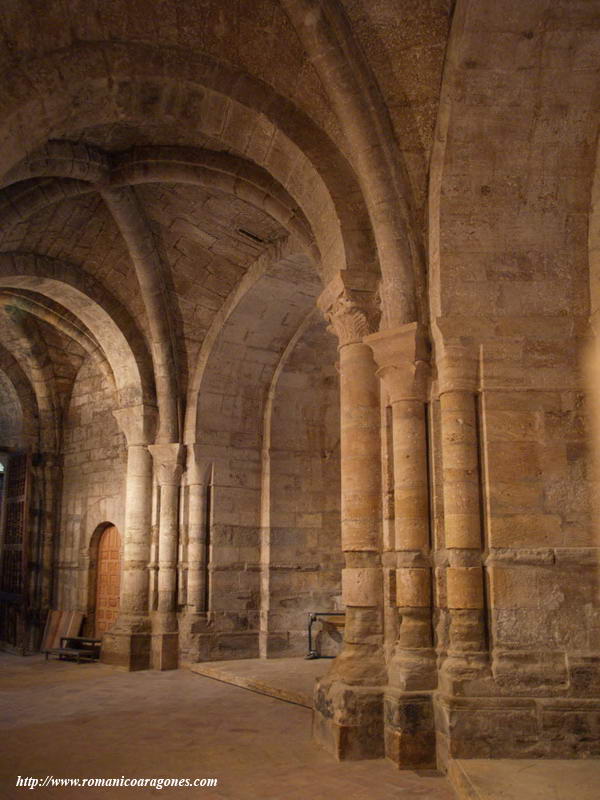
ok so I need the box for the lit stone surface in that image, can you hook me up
[0,0,599,780]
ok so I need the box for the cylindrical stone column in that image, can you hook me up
[314,270,386,761]
[119,443,154,623]
[184,447,212,616]
[338,338,386,680]
[149,443,184,670]
[186,481,208,614]
[391,401,434,662]
[438,348,488,683]
[366,323,436,768]
[322,275,385,685]
[339,340,381,553]
[101,404,156,670]
[156,475,181,615]
[366,324,435,693]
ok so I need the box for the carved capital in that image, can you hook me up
[186,444,213,486]
[149,443,185,486]
[113,404,158,446]
[365,322,430,402]
[438,346,479,395]
[318,270,381,346]
[434,318,479,395]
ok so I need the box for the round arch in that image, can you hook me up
[0,343,40,449]
[187,239,319,444]
[1,309,60,453]
[0,253,155,410]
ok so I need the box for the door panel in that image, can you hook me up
[95,525,121,637]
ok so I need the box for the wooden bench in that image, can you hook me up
[44,636,102,663]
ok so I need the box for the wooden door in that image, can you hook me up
[95,525,121,637]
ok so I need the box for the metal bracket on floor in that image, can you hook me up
[305,612,345,660]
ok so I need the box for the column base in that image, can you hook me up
[313,676,384,760]
[384,690,436,769]
[152,632,179,670]
[435,693,600,763]
[388,648,437,691]
[439,651,493,696]
[178,612,260,664]
[178,612,206,664]
[101,631,151,671]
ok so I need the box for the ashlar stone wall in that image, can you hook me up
[428,0,600,763]
[263,315,342,657]
[58,355,127,618]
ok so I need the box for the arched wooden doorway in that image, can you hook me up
[95,525,121,637]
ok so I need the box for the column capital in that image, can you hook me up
[434,319,479,394]
[437,343,479,395]
[365,322,429,402]
[185,444,213,486]
[318,270,381,346]
[113,404,158,446]
[149,443,185,485]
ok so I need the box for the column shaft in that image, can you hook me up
[313,270,385,761]
[119,444,153,622]
[186,481,207,613]
[393,399,429,551]
[337,341,385,683]
[440,390,487,674]
[441,391,481,551]
[389,398,435,689]
[340,341,381,554]
[102,404,156,670]
[365,323,436,768]
[149,443,184,670]
[157,480,180,615]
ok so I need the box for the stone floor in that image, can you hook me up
[0,652,455,799]
[188,659,600,799]
[448,758,600,800]
[188,657,329,708]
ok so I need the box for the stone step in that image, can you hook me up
[448,758,600,800]
[188,657,328,709]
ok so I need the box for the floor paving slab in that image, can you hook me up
[449,758,600,800]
